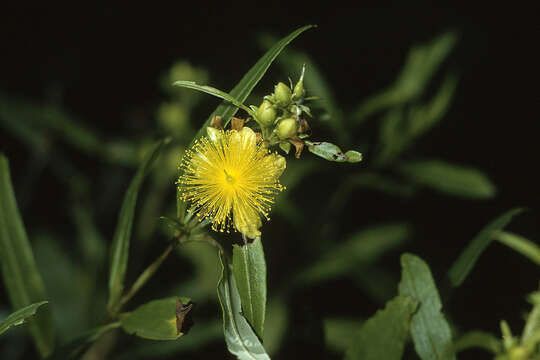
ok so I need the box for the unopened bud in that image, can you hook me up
[292,79,304,101]
[256,100,277,127]
[274,82,292,106]
[276,118,297,140]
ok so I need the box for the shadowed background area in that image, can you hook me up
[0,4,537,360]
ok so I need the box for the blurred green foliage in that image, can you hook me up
[0,26,538,360]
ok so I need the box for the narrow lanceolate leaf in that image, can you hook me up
[232,237,266,339]
[120,297,191,340]
[399,253,455,360]
[0,154,55,356]
[108,139,167,314]
[345,296,418,360]
[0,301,48,336]
[173,81,253,115]
[397,160,496,199]
[494,231,540,266]
[448,208,525,287]
[522,291,540,345]
[217,251,270,360]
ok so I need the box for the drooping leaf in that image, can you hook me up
[217,251,270,360]
[296,223,409,286]
[399,253,455,360]
[263,297,288,356]
[345,296,418,360]
[453,330,502,355]
[107,139,168,314]
[232,236,267,340]
[448,208,525,287]
[0,154,55,356]
[397,160,496,199]
[172,81,254,115]
[494,231,540,266]
[305,141,362,163]
[0,301,48,336]
[120,296,192,340]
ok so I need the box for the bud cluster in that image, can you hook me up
[251,65,312,151]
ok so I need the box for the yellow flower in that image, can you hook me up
[178,127,286,238]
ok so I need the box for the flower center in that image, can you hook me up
[223,169,236,184]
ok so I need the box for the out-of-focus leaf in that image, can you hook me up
[448,208,525,287]
[120,297,191,340]
[264,297,288,356]
[0,154,55,357]
[523,291,540,345]
[34,235,88,338]
[399,253,455,360]
[305,141,362,163]
[397,160,496,199]
[50,322,121,360]
[324,317,363,353]
[232,237,266,340]
[108,139,168,314]
[453,330,502,354]
[354,266,399,304]
[353,32,457,123]
[494,231,540,266]
[217,251,270,360]
[178,25,314,219]
[345,296,418,360]
[295,223,409,285]
[259,35,347,143]
[376,75,458,165]
[115,319,221,359]
[0,301,48,336]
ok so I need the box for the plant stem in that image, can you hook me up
[112,239,180,315]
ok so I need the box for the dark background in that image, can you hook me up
[1,4,538,359]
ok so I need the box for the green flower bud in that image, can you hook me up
[276,118,297,140]
[292,79,304,101]
[274,82,292,106]
[256,100,277,127]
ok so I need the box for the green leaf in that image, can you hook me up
[305,141,362,163]
[0,301,48,336]
[0,154,55,357]
[324,317,363,353]
[399,253,455,360]
[177,25,314,219]
[263,297,287,356]
[295,223,409,285]
[447,208,525,287]
[453,330,502,354]
[345,296,418,360]
[397,160,496,199]
[494,231,540,266]
[217,251,270,360]
[120,296,191,340]
[232,237,267,340]
[173,81,254,115]
[107,139,168,314]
